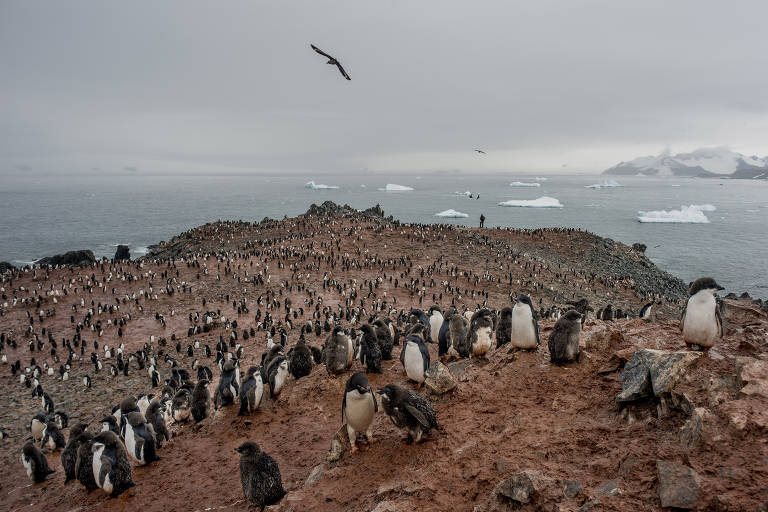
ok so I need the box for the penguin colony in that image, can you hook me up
[0,207,722,508]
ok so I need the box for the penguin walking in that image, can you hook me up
[359,324,382,373]
[145,401,170,448]
[400,331,430,384]
[288,336,313,380]
[236,441,286,510]
[41,421,66,452]
[123,411,159,465]
[681,277,725,350]
[377,384,438,444]
[469,309,496,357]
[322,326,353,375]
[214,360,240,409]
[342,373,378,453]
[91,430,135,497]
[21,441,55,483]
[191,379,211,423]
[548,310,582,364]
[239,366,264,416]
[509,296,540,350]
[62,422,90,484]
[267,356,289,399]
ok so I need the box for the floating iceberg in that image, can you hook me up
[305,181,339,190]
[585,180,623,189]
[379,183,414,191]
[637,204,715,223]
[454,190,472,196]
[498,196,564,208]
[509,182,541,187]
[434,209,469,218]
[534,177,548,181]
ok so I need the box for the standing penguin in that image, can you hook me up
[377,384,438,444]
[373,319,394,360]
[495,307,513,348]
[548,310,582,364]
[681,277,725,350]
[21,441,55,482]
[400,331,430,384]
[469,309,496,357]
[191,379,211,423]
[236,441,287,509]
[145,400,170,448]
[91,430,135,497]
[428,306,444,344]
[322,326,353,375]
[509,296,540,350]
[448,314,471,358]
[63,422,91,484]
[172,388,193,423]
[342,373,378,453]
[239,366,264,415]
[359,324,382,373]
[123,411,159,465]
[214,360,240,409]
[30,410,48,441]
[438,307,458,356]
[267,356,289,399]
[101,415,121,436]
[408,309,432,344]
[288,336,313,380]
[40,421,66,452]
[75,430,99,491]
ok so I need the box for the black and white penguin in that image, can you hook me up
[437,307,458,356]
[123,411,159,465]
[42,392,54,414]
[342,373,378,452]
[239,366,264,416]
[681,277,725,350]
[448,314,471,358]
[30,410,48,441]
[41,420,66,452]
[54,411,69,429]
[372,320,394,360]
[495,307,513,348]
[91,430,135,497]
[197,365,213,382]
[322,326,353,375]
[400,331,430,384]
[145,400,170,448]
[83,374,91,388]
[75,430,98,492]
[137,394,153,417]
[469,309,496,357]
[427,306,444,344]
[377,384,438,443]
[548,310,582,364]
[267,356,289,399]
[359,324,382,373]
[288,336,313,380]
[101,415,121,436]
[235,441,286,509]
[509,295,540,349]
[214,360,240,408]
[62,422,90,484]
[21,441,55,482]
[191,379,211,423]
[639,301,654,321]
[409,309,432,344]
[172,388,193,422]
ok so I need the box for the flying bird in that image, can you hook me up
[475,149,486,154]
[311,44,351,80]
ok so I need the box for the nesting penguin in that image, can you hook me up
[21,441,55,483]
[239,366,264,415]
[288,336,313,380]
[91,430,135,497]
[214,360,240,409]
[681,277,724,350]
[236,441,287,509]
[469,308,496,357]
[191,379,211,423]
[62,422,90,484]
[400,331,430,384]
[509,295,540,350]
[378,384,438,443]
[359,324,382,373]
[342,372,378,452]
[548,310,582,364]
[322,326,353,375]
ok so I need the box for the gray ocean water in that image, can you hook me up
[1,173,766,298]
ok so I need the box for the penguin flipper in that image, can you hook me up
[533,316,540,346]
[404,404,431,429]
[369,386,378,413]
[341,394,346,423]
[418,341,430,373]
[716,300,724,338]
[680,302,687,332]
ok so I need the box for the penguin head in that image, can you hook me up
[516,295,533,308]
[376,384,400,405]
[345,372,371,394]
[564,310,582,322]
[235,441,262,457]
[689,277,724,296]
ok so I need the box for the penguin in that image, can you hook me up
[197,365,213,382]
[191,379,211,423]
[400,331,430,384]
[137,394,153,417]
[172,388,193,422]
[509,295,540,349]
[30,410,48,441]
[288,336,313,380]
[83,374,91,388]
[495,307,513,348]
[342,373,378,452]
[359,324,382,373]
[214,360,239,408]
[91,430,135,497]
[42,392,54,414]
[322,326,352,375]
[54,410,69,429]
[601,304,613,321]
[437,306,458,356]
[408,309,432,343]
[448,314,471,358]
[261,345,285,383]
[428,306,444,344]
[469,309,496,357]
[75,431,99,492]
[145,400,170,448]
[235,441,286,510]
[123,411,159,465]
[373,319,394,360]
[101,415,121,436]
[41,421,66,452]
[681,277,725,350]
[62,422,90,484]
[21,441,55,483]
[267,356,289,399]
[377,384,438,444]
[239,366,264,415]
[548,310,582,364]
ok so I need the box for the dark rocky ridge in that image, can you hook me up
[113,244,130,261]
[36,250,96,267]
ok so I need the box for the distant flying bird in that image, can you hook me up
[475,149,486,154]
[310,44,351,80]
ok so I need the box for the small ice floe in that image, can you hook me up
[585,180,623,189]
[498,197,564,208]
[305,181,340,190]
[434,209,469,218]
[637,204,715,223]
[379,183,414,191]
[509,182,541,187]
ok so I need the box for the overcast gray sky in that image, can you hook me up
[2,0,767,175]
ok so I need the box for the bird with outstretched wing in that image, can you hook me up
[311,44,351,80]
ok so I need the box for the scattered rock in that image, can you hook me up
[656,460,701,509]
[584,326,624,351]
[735,356,768,399]
[326,424,350,462]
[721,398,768,431]
[114,244,130,261]
[593,478,620,497]
[37,249,96,267]
[304,464,323,487]
[563,480,582,498]
[721,300,768,325]
[494,469,546,504]
[424,361,457,395]
[678,407,716,449]
[448,360,473,380]
[616,349,701,403]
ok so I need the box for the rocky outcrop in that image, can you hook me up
[304,201,387,220]
[113,245,130,261]
[656,461,701,509]
[36,250,96,267]
[0,261,14,273]
[616,349,701,403]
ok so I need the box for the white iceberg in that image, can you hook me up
[379,183,414,191]
[498,196,564,208]
[585,179,624,189]
[509,181,541,187]
[434,209,469,218]
[534,177,548,181]
[637,204,715,223]
[305,180,339,190]
[454,190,472,196]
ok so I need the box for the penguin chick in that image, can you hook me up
[495,307,513,348]
[145,401,170,448]
[21,441,55,482]
[100,415,121,436]
[342,373,378,452]
[322,326,352,375]
[469,309,496,357]
[75,432,98,492]
[123,411,159,465]
[267,356,289,399]
[548,310,582,364]
[681,277,724,349]
[288,336,313,380]
[41,421,66,452]
[373,319,394,360]
[236,441,287,510]
[62,422,90,484]
[377,384,438,443]
[239,366,264,416]
[191,379,211,423]
[359,324,382,373]
[172,388,193,422]
[448,314,471,358]
[91,430,135,497]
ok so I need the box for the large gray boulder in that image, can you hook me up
[37,250,96,267]
[424,361,457,395]
[616,349,700,403]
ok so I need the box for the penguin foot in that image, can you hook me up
[350,445,358,454]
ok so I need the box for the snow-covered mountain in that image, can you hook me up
[603,147,768,178]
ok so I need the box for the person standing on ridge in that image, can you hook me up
[480,214,485,228]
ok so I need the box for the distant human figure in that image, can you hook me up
[479,214,485,228]
[476,195,480,200]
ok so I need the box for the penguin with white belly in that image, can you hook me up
[239,366,264,415]
[428,306,443,344]
[400,330,430,384]
[123,411,159,465]
[469,309,496,357]
[509,296,540,350]
[681,277,725,350]
[91,430,134,497]
[267,356,289,399]
[342,372,378,453]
